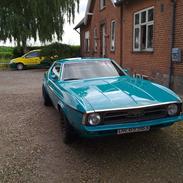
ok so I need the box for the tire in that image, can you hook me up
[16,63,24,70]
[42,85,52,106]
[61,115,77,144]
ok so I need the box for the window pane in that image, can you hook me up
[85,31,90,52]
[135,14,139,25]
[62,61,125,80]
[94,28,97,51]
[103,0,106,6]
[141,25,146,50]
[141,11,146,23]
[148,9,154,21]
[100,0,105,9]
[85,39,90,52]
[147,24,153,48]
[134,28,140,49]
[111,22,115,39]
[26,52,39,58]
[111,21,116,51]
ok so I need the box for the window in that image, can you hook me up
[62,60,125,81]
[110,20,116,51]
[100,0,106,10]
[133,7,154,52]
[93,28,98,52]
[85,31,90,52]
[25,51,40,58]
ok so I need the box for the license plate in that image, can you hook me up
[117,126,150,135]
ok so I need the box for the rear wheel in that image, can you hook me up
[16,63,24,70]
[42,85,52,106]
[61,115,77,144]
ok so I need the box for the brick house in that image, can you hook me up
[74,0,183,94]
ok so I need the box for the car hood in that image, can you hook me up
[10,57,22,63]
[63,76,181,112]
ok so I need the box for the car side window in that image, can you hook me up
[51,63,61,78]
[25,51,40,58]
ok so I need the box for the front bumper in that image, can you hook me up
[81,114,183,137]
[9,63,17,69]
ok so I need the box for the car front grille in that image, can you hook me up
[101,105,168,125]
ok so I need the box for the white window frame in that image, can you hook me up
[100,0,106,10]
[85,31,90,52]
[93,28,98,52]
[110,20,116,52]
[133,7,154,52]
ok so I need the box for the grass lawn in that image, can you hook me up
[0,46,13,64]
[0,58,11,64]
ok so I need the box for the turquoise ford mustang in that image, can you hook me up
[42,58,183,144]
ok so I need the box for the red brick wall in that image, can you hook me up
[174,0,183,76]
[79,0,183,93]
[80,0,122,65]
[122,0,173,86]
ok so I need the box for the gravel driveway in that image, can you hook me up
[0,69,183,183]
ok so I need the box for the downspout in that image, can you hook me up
[120,3,123,66]
[168,0,176,89]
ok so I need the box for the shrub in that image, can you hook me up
[39,43,80,65]
[12,43,80,63]
[12,46,42,58]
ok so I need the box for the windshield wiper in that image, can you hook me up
[63,78,82,81]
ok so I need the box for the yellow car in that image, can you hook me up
[9,50,45,70]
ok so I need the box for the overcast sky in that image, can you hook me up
[0,1,88,47]
[62,0,88,45]
[62,0,115,45]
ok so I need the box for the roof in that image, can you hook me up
[74,18,84,30]
[74,0,117,29]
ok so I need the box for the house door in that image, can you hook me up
[100,24,106,57]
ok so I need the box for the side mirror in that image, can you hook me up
[50,74,58,80]
[123,68,129,75]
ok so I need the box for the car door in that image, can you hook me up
[47,62,63,108]
[23,51,42,65]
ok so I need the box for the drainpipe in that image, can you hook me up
[120,3,123,66]
[168,0,176,89]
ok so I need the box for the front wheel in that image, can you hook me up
[61,115,77,144]
[42,85,52,106]
[16,63,24,70]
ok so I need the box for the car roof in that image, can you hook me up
[26,49,41,54]
[56,57,112,64]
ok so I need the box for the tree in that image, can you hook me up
[0,0,79,49]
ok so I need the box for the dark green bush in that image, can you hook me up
[12,43,80,63]
[0,47,13,59]
[12,46,42,58]
[39,43,80,65]
[0,52,13,59]
[40,43,80,59]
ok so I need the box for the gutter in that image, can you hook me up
[168,0,177,89]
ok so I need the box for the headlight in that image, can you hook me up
[168,104,178,116]
[87,113,101,126]
[10,59,15,64]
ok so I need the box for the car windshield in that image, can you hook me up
[62,60,125,81]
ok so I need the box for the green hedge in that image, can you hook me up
[40,43,80,60]
[0,47,13,60]
[39,43,80,66]
[0,52,13,59]
[12,46,42,58]
[12,43,80,65]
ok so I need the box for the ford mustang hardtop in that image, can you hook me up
[42,58,183,144]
